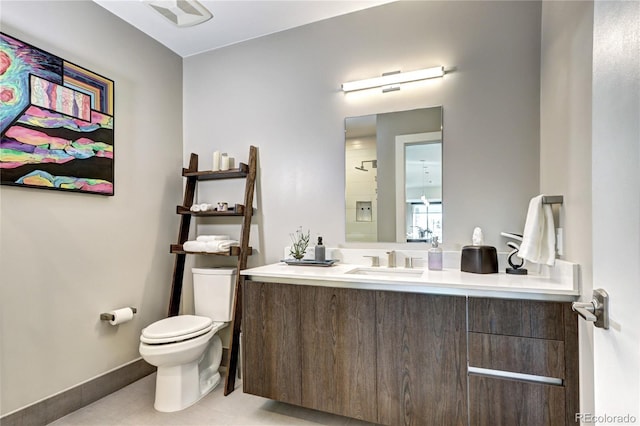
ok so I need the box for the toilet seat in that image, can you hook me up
[141,315,213,345]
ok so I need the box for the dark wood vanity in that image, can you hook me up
[241,280,579,426]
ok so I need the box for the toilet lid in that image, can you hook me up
[141,315,213,344]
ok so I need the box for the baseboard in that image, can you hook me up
[0,358,155,426]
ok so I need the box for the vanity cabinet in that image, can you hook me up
[242,280,467,425]
[241,281,301,405]
[300,286,377,422]
[467,298,579,426]
[242,281,579,426]
[376,292,468,425]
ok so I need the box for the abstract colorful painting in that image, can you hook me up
[0,32,114,195]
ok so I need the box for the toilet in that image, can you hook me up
[139,267,236,412]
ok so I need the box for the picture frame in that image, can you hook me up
[0,32,114,195]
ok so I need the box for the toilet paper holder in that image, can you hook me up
[100,307,137,321]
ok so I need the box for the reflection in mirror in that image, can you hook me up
[345,106,442,243]
[397,133,442,243]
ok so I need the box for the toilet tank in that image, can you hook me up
[192,267,237,322]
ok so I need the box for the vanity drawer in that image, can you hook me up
[468,298,565,340]
[468,375,566,426]
[468,332,565,379]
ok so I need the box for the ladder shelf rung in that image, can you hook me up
[176,204,248,216]
[182,163,249,180]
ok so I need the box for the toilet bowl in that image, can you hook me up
[139,315,228,412]
[139,267,236,412]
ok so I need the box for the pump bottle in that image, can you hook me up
[428,236,443,270]
[315,236,326,262]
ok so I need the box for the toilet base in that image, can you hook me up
[153,335,223,412]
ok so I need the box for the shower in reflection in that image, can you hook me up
[355,160,378,172]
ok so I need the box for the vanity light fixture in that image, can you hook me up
[341,66,445,93]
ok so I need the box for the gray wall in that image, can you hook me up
[183,1,542,262]
[539,0,594,413]
[0,0,183,415]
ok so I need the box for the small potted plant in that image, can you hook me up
[289,227,310,261]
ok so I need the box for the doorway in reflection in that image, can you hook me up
[406,201,442,243]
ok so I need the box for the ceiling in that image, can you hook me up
[93,0,395,58]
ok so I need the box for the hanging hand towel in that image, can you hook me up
[517,194,556,266]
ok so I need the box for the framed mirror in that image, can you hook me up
[345,106,443,243]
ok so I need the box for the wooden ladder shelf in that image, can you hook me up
[167,145,257,396]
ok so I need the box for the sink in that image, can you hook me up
[345,267,424,278]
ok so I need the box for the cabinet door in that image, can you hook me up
[300,286,377,423]
[242,281,301,405]
[376,292,467,426]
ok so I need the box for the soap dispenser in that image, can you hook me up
[428,236,443,270]
[315,236,326,262]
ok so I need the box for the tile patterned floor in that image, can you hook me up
[48,374,379,426]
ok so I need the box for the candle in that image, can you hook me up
[220,153,230,171]
[212,151,221,171]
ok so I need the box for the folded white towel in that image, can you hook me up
[517,195,556,266]
[183,240,207,252]
[204,240,239,253]
[196,235,231,242]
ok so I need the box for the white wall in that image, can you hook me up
[0,0,183,415]
[183,1,542,264]
[539,0,594,414]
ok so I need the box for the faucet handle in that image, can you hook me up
[405,257,422,269]
[386,250,396,268]
[363,255,380,267]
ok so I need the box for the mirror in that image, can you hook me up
[345,106,443,243]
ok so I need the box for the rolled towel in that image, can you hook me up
[217,240,238,251]
[196,235,231,242]
[204,241,222,253]
[517,194,556,266]
[199,203,214,211]
[183,240,207,252]
[204,240,239,253]
[190,204,201,212]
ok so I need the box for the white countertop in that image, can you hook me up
[241,258,581,302]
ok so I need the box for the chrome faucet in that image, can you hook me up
[386,250,396,268]
[364,255,380,267]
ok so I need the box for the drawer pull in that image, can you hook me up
[468,366,563,386]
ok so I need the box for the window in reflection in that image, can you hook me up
[407,201,442,243]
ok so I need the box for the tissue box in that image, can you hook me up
[461,245,498,274]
